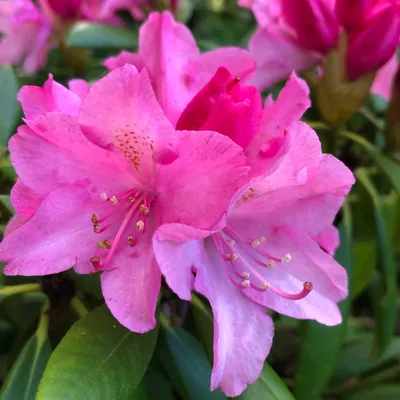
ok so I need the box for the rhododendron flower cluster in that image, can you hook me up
[242,0,400,99]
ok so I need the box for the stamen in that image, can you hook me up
[100,193,108,201]
[225,253,238,260]
[136,220,145,231]
[129,196,136,203]
[90,256,101,270]
[268,281,313,300]
[110,196,118,205]
[127,236,138,247]
[139,204,149,215]
[240,271,250,278]
[281,253,291,263]
[92,213,99,224]
[241,279,250,288]
[265,260,275,268]
[103,240,111,249]
[259,236,266,243]
[93,224,100,233]
[251,239,260,248]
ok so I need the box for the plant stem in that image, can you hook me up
[70,296,89,318]
[0,283,41,297]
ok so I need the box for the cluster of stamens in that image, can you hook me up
[214,227,313,301]
[89,189,153,271]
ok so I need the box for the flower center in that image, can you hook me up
[89,189,153,271]
[213,226,313,300]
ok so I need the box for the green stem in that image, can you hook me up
[70,296,89,318]
[360,107,384,131]
[0,283,41,298]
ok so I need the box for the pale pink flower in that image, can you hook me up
[242,0,400,91]
[0,65,249,332]
[104,11,257,125]
[153,72,355,396]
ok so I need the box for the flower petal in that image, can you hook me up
[0,186,102,276]
[101,237,161,333]
[315,225,340,255]
[372,53,398,100]
[155,130,249,229]
[248,27,320,91]
[79,66,178,180]
[194,241,274,397]
[10,116,135,198]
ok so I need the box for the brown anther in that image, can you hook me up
[226,253,238,260]
[91,213,99,224]
[129,196,136,203]
[235,76,241,82]
[110,196,118,205]
[139,204,149,215]
[93,224,100,233]
[103,240,111,249]
[304,282,313,291]
[90,256,100,263]
[136,220,145,231]
[127,236,134,245]
[261,282,269,290]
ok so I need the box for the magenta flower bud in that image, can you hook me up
[176,66,263,149]
[47,0,82,20]
[335,0,371,31]
[347,2,400,79]
[281,0,339,53]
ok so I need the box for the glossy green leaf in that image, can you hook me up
[356,169,397,358]
[238,363,295,400]
[37,305,158,400]
[293,203,353,400]
[159,317,226,400]
[142,361,175,400]
[332,334,400,383]
[191,294,213,362]
[339,130,400,194]
[344,385,400,400]
[0,67,20,147]
[0,293,50,400]
[67,22,137,49]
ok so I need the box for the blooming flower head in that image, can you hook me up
[243,0,400,94]
[0,65,249,333]
[153,71,355,396]
[105,11,257,125]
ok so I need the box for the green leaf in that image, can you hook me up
[344,385,400,400]
[67,23,137,49]
[191,294,213,362]
[0,284,41,304]
[0,67,20,148]
[332,334,400,383]
[352,240,377,297]
[0,293,50,400]
[142,361,175,400]
[159,317,226,400]
[356,169,397,358]
[37,305,158,400]
[0,195,14,215]
[339,130,400,194]
[293,203,353,400]
[238,363,295,400]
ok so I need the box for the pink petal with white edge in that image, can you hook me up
[153,223,274,397]
[372,53,398,100]
[155,130,249,230]
[315,225,340,255]
[18,74,82,119]
[79,66,178,181]
[195,241,274,397]
[101,236,161,333]
[248,27,320,91]
[0,186,105,276]
[10,118,135,198]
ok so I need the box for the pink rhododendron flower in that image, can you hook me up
[0,0,53,73]
[153,72,355,396]
[0,65,249,333]
[372,52,398,100]
[242,0,400,90]
[105,11,257,125]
